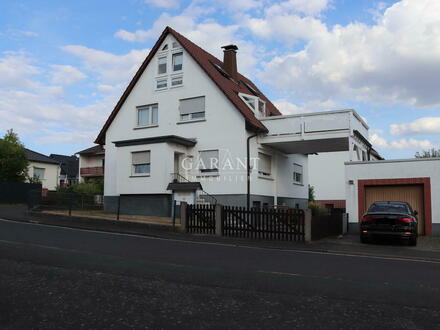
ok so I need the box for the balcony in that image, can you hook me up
[259,109,369,154]
[80,167,104,176]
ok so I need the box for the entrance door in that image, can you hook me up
[364,184,425,235]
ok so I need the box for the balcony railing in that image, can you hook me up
[80,167,104,176]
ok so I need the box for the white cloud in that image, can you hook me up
[61,45,148,84]
[390,117,440,136]
[50,64,86,85]
[246,14,327,44]
[1,29,38,38]
[265,0,333,16]
[113,8,258,76]
[0,51,121,149]
[370,133,389,148]
[144,0,180,9]
[259,0,440,108]
[0,51,40,90]
[274,98,337,115]
[370,133,436,150]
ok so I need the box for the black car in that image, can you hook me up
[360,201,418,246]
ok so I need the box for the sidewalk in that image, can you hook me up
[2,204,440,262]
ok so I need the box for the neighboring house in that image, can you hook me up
[345,158,440,236]
[308,124,383,211]
[25,149,60,191]
[76,145,105,182]
[93,27,369,217]
[49,154,79,186]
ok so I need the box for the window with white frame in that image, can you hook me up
[137,104,158,127]
[199,150,219,173]
[362,150,367,161]
[293,163,303,184]
[353,145,360,160]
[33,167,45,180]
[171,76,183,87]
[179,96,205,121]
[172,52,183,71]
[156,78,167,89]
[258,99,266,117]
[240,94,256,110]
[158,56,167,74]
[172,41,179,49]
[239,93,267,118]
[258,152,271,177]
[132,151,150,175]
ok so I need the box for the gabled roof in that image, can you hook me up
[95,26,281,144]
[50,154,79,177]
[25,149,59,165]
[76,145,105,155]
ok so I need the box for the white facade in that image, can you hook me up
[259,109,378,208]
[27,161,60,190]
[103,33,308,207]
[308,151,349,201]
[345,158,440,235]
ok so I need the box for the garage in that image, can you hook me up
[364,184,425,235]
[345,158,440,236]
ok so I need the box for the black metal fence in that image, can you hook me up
[0,182,41,207]
[223,206,305,241]
[39,191,104,215]
[187,204,216,234]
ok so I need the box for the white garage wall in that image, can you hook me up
[345,158,440,225]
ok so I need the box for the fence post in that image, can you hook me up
[116,195,121,221]
[68,193,72,217]
[215,204,223,236]
[180,202,188,232]
[342,213,348,235]
[304,208,312,242]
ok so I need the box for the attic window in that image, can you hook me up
[172,41,179,48]
[241,94,256,110]
[211,62,230,79]
[162,44,168,51]
[239,93,267,117]
[241,81,259,96]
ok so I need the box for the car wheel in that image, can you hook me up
[408,237,417,246]
[360,235,368,244]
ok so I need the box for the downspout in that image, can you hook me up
[247,134,258,210]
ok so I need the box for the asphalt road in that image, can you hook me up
[1,218,440,329]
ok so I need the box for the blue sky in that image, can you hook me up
[1,0,439,158]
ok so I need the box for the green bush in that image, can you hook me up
[56,180,103,195]
[309,202,327,216]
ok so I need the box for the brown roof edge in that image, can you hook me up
[94,27,172,144]
[94,26,273,144]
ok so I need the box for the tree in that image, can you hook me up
[415,148,440,158]
[308,184,315,202]
[0,129,29,182]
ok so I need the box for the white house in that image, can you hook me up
[307,118,382,210]
[94,27,369,217]
[76,145,105,183]
[345,158,440,236]
[25,149,60,191]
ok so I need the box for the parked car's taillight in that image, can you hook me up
[361,216,374,222]
[398,217,414,223]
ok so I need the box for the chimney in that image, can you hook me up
[221,44,238,79]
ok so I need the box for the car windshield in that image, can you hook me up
[367,203,409,214]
